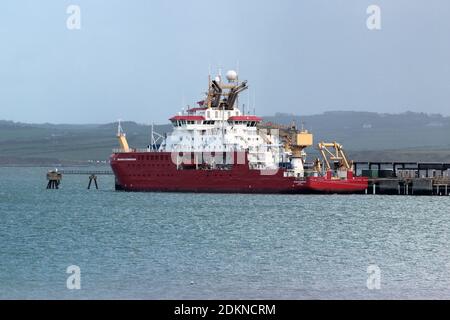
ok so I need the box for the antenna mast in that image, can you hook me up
[236,60,240,109]
[253,90,256,115]
[150,122,164,151]
[247,88,251,116]
[117,119,122,136]
[150,123,154,150]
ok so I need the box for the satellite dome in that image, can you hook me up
[226,70,238,82]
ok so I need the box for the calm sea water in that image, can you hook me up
[1,166,450,299]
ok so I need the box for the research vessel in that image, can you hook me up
[110,70,368,193]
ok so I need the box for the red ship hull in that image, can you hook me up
[110,151,368,194]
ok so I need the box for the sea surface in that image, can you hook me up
[1,166,450,299]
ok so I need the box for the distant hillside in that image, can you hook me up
[0,120,170,165]
[1,111,450,165]
[263,111,450,151]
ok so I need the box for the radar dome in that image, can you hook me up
[226,70,238,82]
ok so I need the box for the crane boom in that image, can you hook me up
[317,141,351,171]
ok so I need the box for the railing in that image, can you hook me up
[112,148,162,153]
[59,170,113,175]
[432,177,450,184]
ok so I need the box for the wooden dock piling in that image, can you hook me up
[45,169,112,190]
[46,170,62,189]
[87,174,98,189]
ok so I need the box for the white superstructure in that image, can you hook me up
[158,71,307,174]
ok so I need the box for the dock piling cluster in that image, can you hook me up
[46,170,62,189]
[87,174,98,189]
[45,170,112,190]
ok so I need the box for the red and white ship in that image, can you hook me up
[110,70,368,193]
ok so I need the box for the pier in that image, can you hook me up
[355,162,450,196]
[45,169,113,189]
[59,170,113,175]
[45,164,450,195]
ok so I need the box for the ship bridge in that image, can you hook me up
[160,71,280,170]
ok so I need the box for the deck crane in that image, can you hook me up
[317,141,352,172]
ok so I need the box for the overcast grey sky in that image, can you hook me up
[1,0,449,124]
